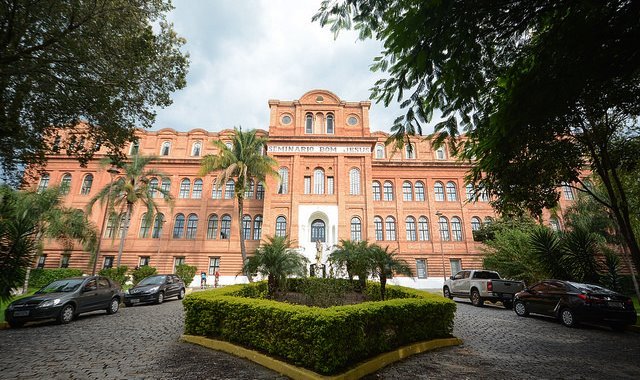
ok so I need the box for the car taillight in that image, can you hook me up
[487,280,493,292]
[578,294,588,301]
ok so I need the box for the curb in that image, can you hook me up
[182,335,463,380]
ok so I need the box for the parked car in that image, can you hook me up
[5,276,122,328]
[124,274,185,306]
[513,280,637,329]
[443,269,524,308]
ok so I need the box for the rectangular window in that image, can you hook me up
[103,256,114,269]
[373,184,381,201]
[563,185,575,200]
[327,176,334,195]
[224,181,234,199]
[278,168,289,194]
[450,259,462,276]
[304,176,311,194]
[60,254,70,268]
[173,257,186,272]
[36,255,47,269]
[208,257,220,276]
[256,183,265,200]
[416,259,427,279]
[139,256,150,267]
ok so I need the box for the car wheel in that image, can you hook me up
[8,319,25,328]
[514,301,529,317]
[560,308,578,327]
[106,298,119,315]
[58,304,75,324]
[156,291,164,304]
[503,300,513,309]
[443,286,452,299]
[471,289,484,307]
[177,288,185,300]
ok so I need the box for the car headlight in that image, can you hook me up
[147,286,160,293]
[38,299,61,308]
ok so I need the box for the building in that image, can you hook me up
[30,90,577,287]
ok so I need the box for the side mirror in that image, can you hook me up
[450,276,455,280]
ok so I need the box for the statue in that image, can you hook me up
[315,240,323,265]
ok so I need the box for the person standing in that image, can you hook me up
[200,272,207,289]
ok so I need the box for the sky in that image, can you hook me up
[153,0,431,134]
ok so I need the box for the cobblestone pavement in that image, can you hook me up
[1,296,639,379]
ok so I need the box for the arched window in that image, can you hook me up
[403,181,413,201]
[438,216,450,241]
[191,141,202,157]
[161,141,171,156]
[372,181,381,201]
[220,215,231,239]
[161,178,171,195]
[375,144,385,159]
[60,173,72,194]
[173,214,185,238]
[278,167,289,194]
[305,113,313,134]
[310,219,326,242]
[242,215,252,240]
[130,141,140,155]
[224,179,235,199]
[326,114,334,134]
[434,182,445,201]
[349,168,360,195]
[314,168,325,194]
[385,216,397,241]
[465,184,475,201]
[275,216,287,237]
[105,214,118,238]
[211,179,222,199]
[139,213,151,238]
[550,217,561,231]
[256,182,265,200]
[149,178,158,198]
[189,178,202,199]
[116,213,127,239]
[253,215,263,240]
[179,178,191,198]
[478,187,489,202]
[80,174,93,195]
[383,181,394,201]
[350,217,362,242]
[451,217,463,241]
[152,213,164,238]
[435,146,446,160]
[471,217,482,231]
[405,143,416,159]
[484,216,494,225]
[374,216,383,241]
[415,181,425,201]
[446,182,458,201]
[207,214,218,239]
[418,216,430,241]
[406,216,417,241]
[37,173,50,193]
[186,214,198,239]
[244,180,255,199]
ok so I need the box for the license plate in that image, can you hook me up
[130,299,140,304]
[13,310,29,317]
[608,301,623,308]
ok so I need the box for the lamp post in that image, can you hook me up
[91,167,120,275]
[435,211,447,281]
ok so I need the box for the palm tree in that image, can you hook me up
[328,239,371,291]
[368,245,413,300]
[242,235,308,297]
[200,128,279,280]
[87,155,172,267]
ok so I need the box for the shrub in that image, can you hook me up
[131,265,158,285]
[99,266,129,287]
[175,264,197,286]
[293,277,351,307]
[183,281,455,375]
[29,268,84,289]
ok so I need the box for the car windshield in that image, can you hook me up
[137,276,166,286]
[36,279,84,294]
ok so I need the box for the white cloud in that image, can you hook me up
[154,1,436,134]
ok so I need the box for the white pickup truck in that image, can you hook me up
[443,269,524,308]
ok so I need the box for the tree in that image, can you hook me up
[86,155,172,267]
[328,239,371,291]
[0,0,188,185]
[242,235,308,298]
[367,245,413,300]
[200,128,279,280]
[314,0,640,279]
[0,185,96,301]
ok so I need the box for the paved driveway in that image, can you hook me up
[1,296,638,379]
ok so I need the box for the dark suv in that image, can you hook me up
[124,274,185,306]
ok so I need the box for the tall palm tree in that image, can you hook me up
[200,128,279,280]
[328,239,372,291]
[368,245,413,300]
[87,155,172,267]
[242,235,308,297]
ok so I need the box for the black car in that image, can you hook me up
[124,274,185,306]
[513,280,637,329]
[5,276,122,328]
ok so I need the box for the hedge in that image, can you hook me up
[183,281,455,375]
[29,268,84,289]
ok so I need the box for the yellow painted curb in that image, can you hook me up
[182,334,463,380]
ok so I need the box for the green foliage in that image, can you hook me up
[600,249,623,293]
[328,240,374,291]
[482,228,543,286]
[243,235,308,297]
[183,282,455,375]
[131,266,158,285]
[175,264,197,286]
[28,268,84,289]
[474,216,537,243]
[0,0,188,184]
[99,266,129,287]
[294,277,351,307]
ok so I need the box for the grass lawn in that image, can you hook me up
[0,289,37,323]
